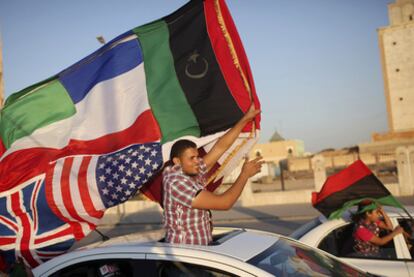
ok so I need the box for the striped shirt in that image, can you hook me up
[162,158,212,245]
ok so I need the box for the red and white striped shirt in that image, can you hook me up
[162,158,212,245]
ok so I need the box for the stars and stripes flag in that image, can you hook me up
[0,0,260,268]
[0,143,162,268]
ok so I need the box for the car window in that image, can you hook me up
[318,223,398,260]
[50,259,133,277]
[140,260,237,277]
[397,218,414,260]
[248,237,369,277]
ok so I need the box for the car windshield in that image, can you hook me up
[247,237,372,277]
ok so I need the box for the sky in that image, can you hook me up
[0,0,392,153]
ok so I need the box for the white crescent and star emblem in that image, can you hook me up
[185,50,209,79]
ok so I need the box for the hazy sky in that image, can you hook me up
[0,0,391,152]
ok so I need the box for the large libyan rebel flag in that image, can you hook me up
[0,0,260,268]
[312,160,403,219]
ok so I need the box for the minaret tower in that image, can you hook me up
[375,0,414,140]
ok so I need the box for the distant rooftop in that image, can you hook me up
[269,131,285,142]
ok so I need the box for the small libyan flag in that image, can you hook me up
[312,160,404,219]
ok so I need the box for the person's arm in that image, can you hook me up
[377,207,393,231]
[203,104,260,171]
[192,157,263,210]
[369,226,403,246]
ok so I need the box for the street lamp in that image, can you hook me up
[96,36,106,45]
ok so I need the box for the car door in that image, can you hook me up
[316,220,410,277]
[146,253,268,276]
[33,253,146,277]
[395,216,414,277]
[45,257,138,277]
[406,261,414,277]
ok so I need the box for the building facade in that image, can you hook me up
[378,0,414,134]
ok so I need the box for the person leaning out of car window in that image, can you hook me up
[352,199,403,257]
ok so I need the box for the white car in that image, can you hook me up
[291,207,414,277]
[32,227,374,277]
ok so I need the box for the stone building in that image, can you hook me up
[222,131,305,183]
[374,0,414,141]
[250,131,305,162]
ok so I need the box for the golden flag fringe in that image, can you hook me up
[207,0,257,184]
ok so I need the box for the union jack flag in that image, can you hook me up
[0,177,75,268]
[0,143,162,268]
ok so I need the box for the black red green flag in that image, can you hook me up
[139,0,261,202]
[312,160,404,219]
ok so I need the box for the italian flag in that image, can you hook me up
[312,160,404,219]
[0,0,260,195]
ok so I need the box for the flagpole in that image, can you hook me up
[94,228,109,241]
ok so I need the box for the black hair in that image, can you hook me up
[351,199,375,223]
[169,139,197,160]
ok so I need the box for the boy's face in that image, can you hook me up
[173,147,200,176]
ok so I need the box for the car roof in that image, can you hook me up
[76,227,279,261]
[33,227,280,275]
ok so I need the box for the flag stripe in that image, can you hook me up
[164,0,245,136]
[0,110,161,192]
[312,160,373,205]
[59,38,142,104]
[328,195,403,220]
[34,226,73,245]
[60,158,94,231]
[134,21,200,143]
[206,0,258,102]
[45,163,84,240]
[64,157,99,225]
[59,159,88,237]
[10,192,38,267]
[86,156,106,211]
[78,156,104,218]
[1,63,152,159]
[313,174,392,217]
[30,180,42,232]
[0,237,15,247]
[0,138,5,157]
[0,80,75,149]
[204,0,260,131]
[0,215,18,232]
[68,157,100,225]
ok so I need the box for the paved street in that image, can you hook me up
[76,196,414,247]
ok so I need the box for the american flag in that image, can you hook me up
[0,142,162,268]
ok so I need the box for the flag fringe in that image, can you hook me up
[207,0,257,184]
[214,0,252,102]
